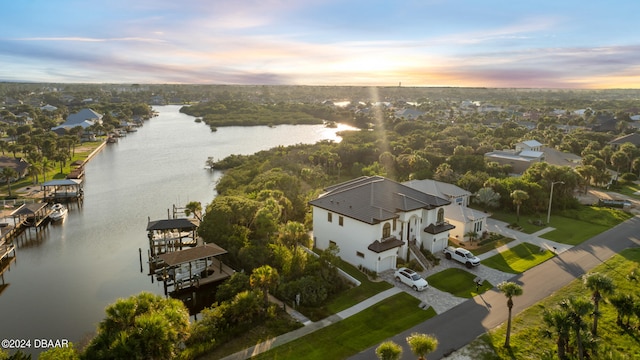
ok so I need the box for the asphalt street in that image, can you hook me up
[349,215,640,360]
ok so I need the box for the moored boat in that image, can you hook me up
[49,203,68,221]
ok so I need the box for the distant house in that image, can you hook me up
[541,147,582,169]
[40,104,58,112]
[51,108,103,135]
[403,179,488,242]
[0,156,30,180]
[394,108,424,120]
[608,133,640,150]
[484,140,545,174]
[309,176,452,273]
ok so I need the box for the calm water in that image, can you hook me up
[0,105,353,355]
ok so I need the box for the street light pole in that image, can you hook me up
[547,181,565,224]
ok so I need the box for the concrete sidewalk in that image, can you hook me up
[220,287,402,360]
[477,218,573,260]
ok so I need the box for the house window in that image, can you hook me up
[474,221,482,233]
[382,223,391,238]
[328,212,332,222]
[437,208,445,224]
[392,219,397,231]
[339,216,344,226]
[356,251,364,258]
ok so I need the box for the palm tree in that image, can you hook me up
[609,294,635,326]
[510,190,529,223]
[249,265,280,307]
[375,341,403,360]
[406,333,438,360]
[560,296,594,360]
[184,201,203,221]
[542,307,571,360]
[583,272,614,336]
[497,281,523,348]
[1,167,18,198]
[473,187,501,212]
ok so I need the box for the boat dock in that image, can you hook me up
[155,243,234,294]
[41,179,84,204]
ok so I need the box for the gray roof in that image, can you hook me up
[158,243,227,266]
[403,179,470,199]
[309,176,450,225]
[146,218,198,231]
[609,133,640,146]
[65,108,102,125]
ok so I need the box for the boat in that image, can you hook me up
[49,203,68,221]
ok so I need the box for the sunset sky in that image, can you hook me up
[2,0,639,88]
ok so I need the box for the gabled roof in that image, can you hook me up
[309,176,450,225]
[519,140,542,148]
[609,133,640,146]
[444,204,486,223]
[65,108,102,125]
[158,243,227,266]
[403,179,470,199]
[0,156,29,175]
[11,203,49,216]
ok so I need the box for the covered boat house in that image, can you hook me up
[156,243,233,294]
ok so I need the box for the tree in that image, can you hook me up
[406,332,438,360]
[560,296,594,360]
[82,292,190,360]
[184,201,203,221]
[510,190,529,223]
[473,187,501,212]
[0,167,18,198]
[250,265,280,307]
[376,341,403,360]
[609,293,635,326]
[583,272,615,336]
[542,307,571,360]
[497,281,523,348]
[39,342,80,360]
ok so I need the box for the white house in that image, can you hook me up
[309,176,453,273]
[403,179,487,242]
[52,108,103,132]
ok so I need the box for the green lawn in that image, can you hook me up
[542,206,633,245]
[475,248,640,359]
[252,293,436,360]
[427,268,492,298]
[481,243,556,273]
[492,206,633,246]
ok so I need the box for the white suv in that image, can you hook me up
[394,267,428,291]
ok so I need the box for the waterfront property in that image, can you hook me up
[156,243,233,294]
[10,202,51,229]
[309,176,453,274]
[41,179,84,204]
[146,218,199,259]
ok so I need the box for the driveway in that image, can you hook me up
[350,215,640,360]
[379,254,515,314]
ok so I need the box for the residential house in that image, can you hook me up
[608,133,640,150]
[309,176,452,273]
[404,179,487,242]
[394,108,424,120]
[51,108,103,135]
[0,156,30,180]
[484,139,545,174]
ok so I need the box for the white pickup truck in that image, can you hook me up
[443,246,481,268]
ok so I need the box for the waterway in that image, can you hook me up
[0,105,354,355]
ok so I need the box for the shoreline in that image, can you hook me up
[9,139,108,203]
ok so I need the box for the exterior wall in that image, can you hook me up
[312,207,399,272]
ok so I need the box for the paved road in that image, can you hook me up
[349,215,640,360]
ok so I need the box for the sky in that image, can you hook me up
[1,0,639,88]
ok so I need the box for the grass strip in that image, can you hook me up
[253,293,436,360]
[481,242,556,273]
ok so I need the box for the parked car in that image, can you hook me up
[443,246,480,268]
[394,267,428,291]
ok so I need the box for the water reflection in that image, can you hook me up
[0,105,353,356]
